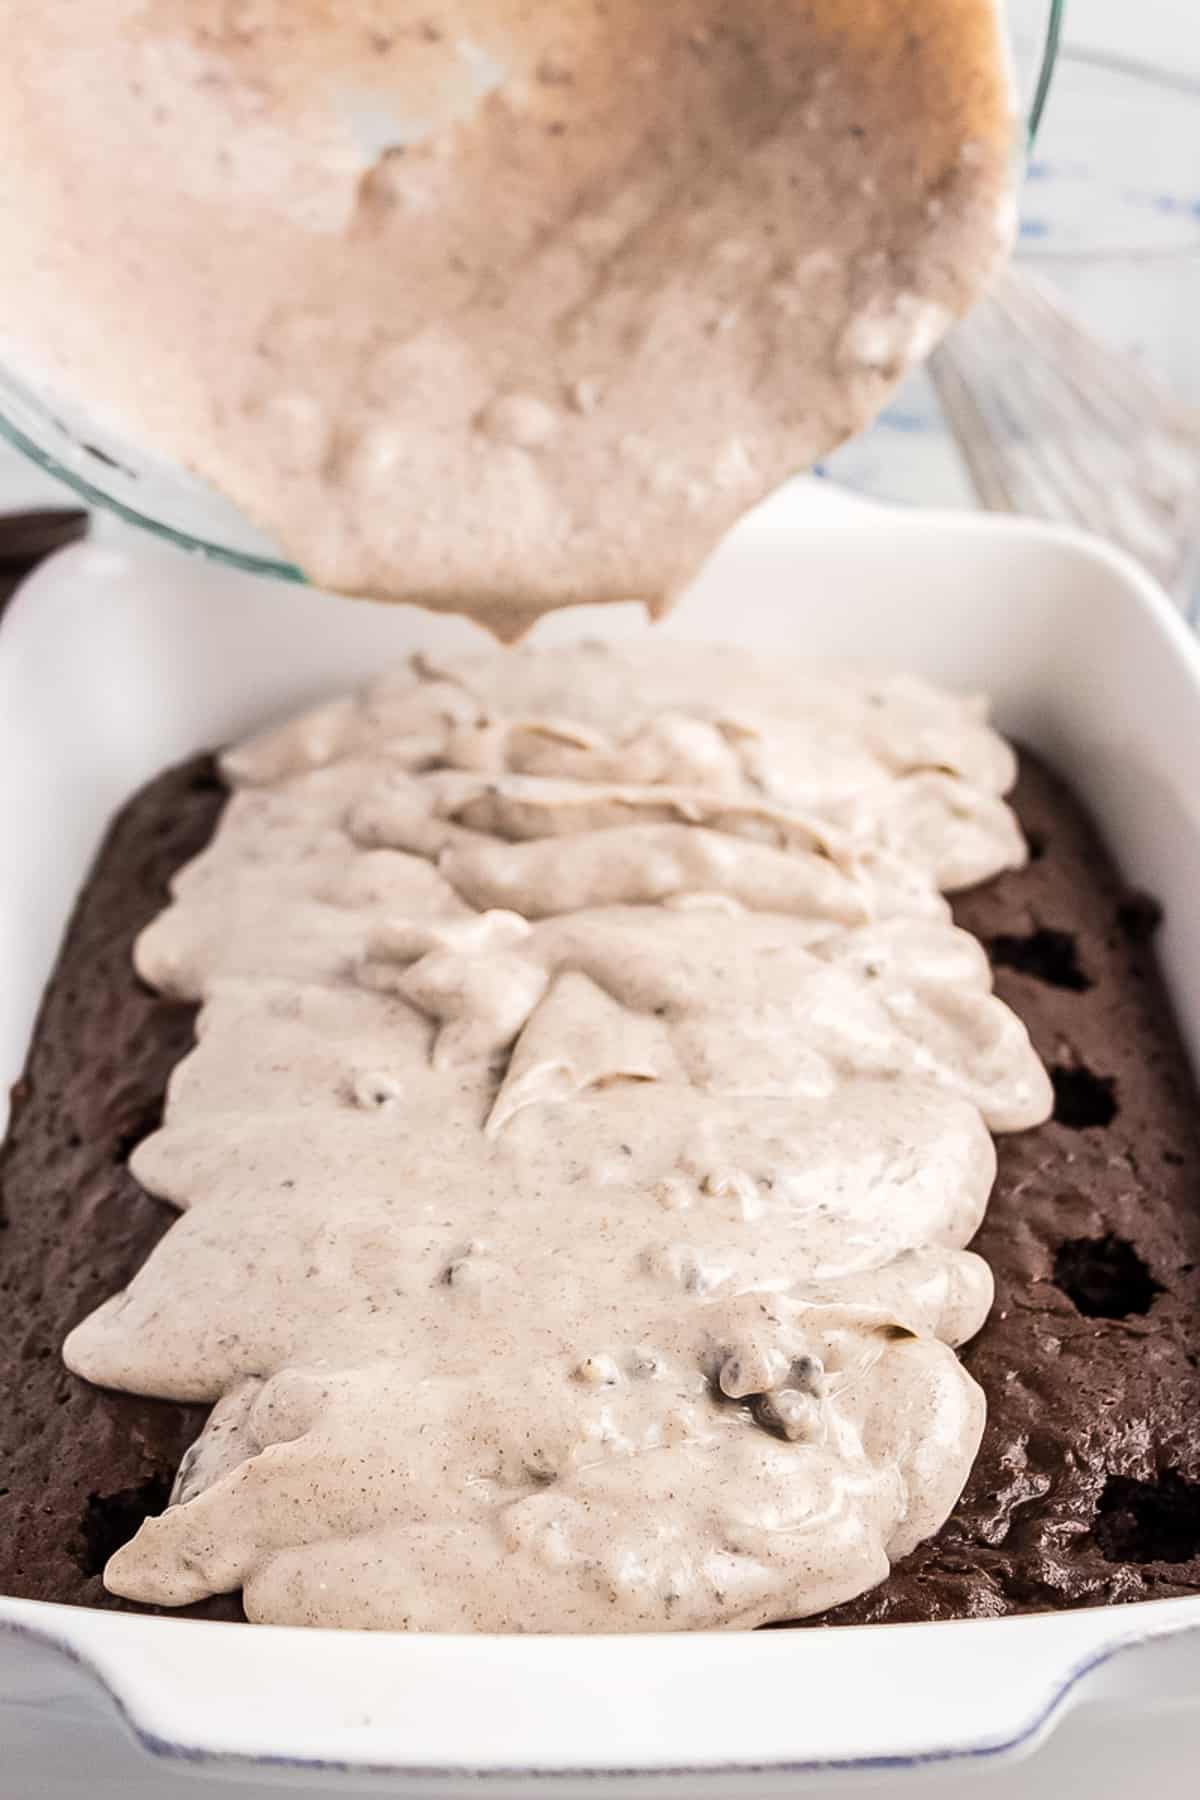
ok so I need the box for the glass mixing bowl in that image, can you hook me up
[0,1,1063,585]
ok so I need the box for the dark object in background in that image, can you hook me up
[0,508,89,614]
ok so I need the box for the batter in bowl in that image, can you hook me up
[0,1,1015,630]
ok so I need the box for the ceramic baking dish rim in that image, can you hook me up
[3,486,1200,1781]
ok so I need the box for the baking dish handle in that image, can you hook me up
[3,1595,1200,1783]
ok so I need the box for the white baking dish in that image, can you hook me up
[3,480,1200,1796]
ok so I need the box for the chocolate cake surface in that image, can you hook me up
[0,755,238,1619]
[820,758,1200,1623]
[2,750,1199,1622]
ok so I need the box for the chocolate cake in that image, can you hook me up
[821,758,1200,1623]
[2,751,1200,1623]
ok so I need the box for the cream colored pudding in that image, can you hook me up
[0,3,1014,629]
[64,642,1052,1631]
